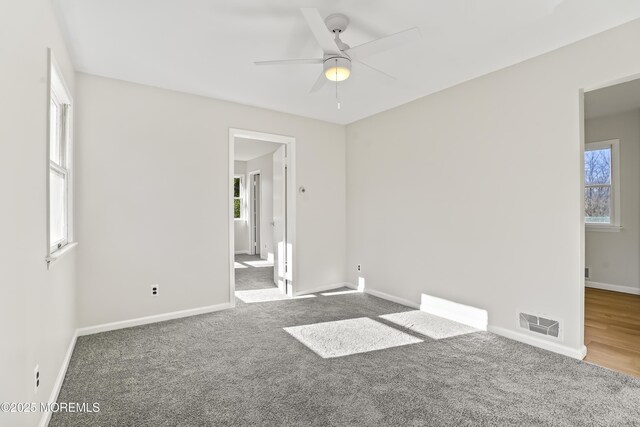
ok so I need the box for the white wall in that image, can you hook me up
[346,18,640,354]
[233,160,249,253]
[247,152,275,260]
[75,73,346,327]
[0,1,77,426]
[585,109,640,292]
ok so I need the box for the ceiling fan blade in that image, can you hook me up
[301,8,341,55]
[254,58,323,66]
[354,60,396,80]
[309,71,327,93]
[346,27,420,60]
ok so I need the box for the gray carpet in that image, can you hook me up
[234,254,276,291]
[50,282,640,426]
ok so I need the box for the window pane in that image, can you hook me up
[50,169,67,245]
[234,198,241,218]
[234,178,240,198]
[585,186,610,223]
[50,100,61,165]
[585,148,611,185]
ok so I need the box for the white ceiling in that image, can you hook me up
[585,78,640,120]
[234,137,281,161]
[54,0,640,125]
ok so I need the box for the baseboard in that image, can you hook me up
[420,294,488,330]
[348,285,586,360]
[39,330,77,427]
[360,286,420,309]
[234,250,250,255]
[298,282,420,309]
[295,282,353,296]
[585,281,640,295]
[489,325,587,360]
[77,303,232,336]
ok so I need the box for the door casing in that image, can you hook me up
[228,128,296,306]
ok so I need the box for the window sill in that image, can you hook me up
[586,224,622,233]
[234,218,246,222]
[46,242,78,267]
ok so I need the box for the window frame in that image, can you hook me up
[47,51,76,264]
[233,174,245,221]
[584,139,620,231]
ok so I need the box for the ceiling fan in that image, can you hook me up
[254,8,420,93]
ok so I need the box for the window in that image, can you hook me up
[584,139,620,229]
[48,54,74,258]
[234,175,244,220]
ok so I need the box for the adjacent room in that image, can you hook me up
[233,135,291,304]
[583,78,640,377]
[3,1,640,426]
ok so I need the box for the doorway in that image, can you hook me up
[229,129,296,305]
[581,76,640,377]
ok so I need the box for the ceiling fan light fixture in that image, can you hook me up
[324,56,351,82]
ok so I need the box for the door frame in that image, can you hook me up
[247,169,261,257]
[578,70,640,356]
[228,128,296,306]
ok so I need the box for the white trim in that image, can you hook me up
[46,241,78,266]
[229,128,296,305]
[77,303,232,336]
[230,129,295,145]
[585,224,622,232]
[578,87,587,357]
[295,282,354,296]
[586,280,640,295]
[366,288,420,309]
[420,294,488,331]
[350,285,420,309]
[489,325,587,360]
[348,284,586,359]
[47,49,75,265]
[38,331,77,427]
[234,250,250,255]
[583,71,640,93]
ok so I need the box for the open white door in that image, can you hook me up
[273,145,287,294]
[250,173,261,256]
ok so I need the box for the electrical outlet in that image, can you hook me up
[34,365,40,393]
[151,284,159,296]
[357,264,362,272]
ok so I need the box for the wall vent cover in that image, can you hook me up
[519,312,560,338]
[585,267,590,279]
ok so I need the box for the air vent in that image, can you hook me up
[519,312,560,338]
[585,267,590,279]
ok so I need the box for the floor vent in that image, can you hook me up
[519,313,560,338]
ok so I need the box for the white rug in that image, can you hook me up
[284,317,422,358]
[379,310,478,340]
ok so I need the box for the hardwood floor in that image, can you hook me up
[584,287,640,377]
